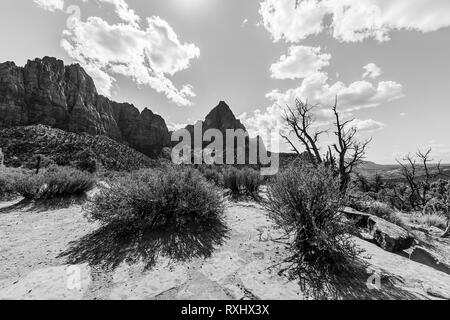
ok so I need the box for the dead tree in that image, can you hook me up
[332,102,372,192]
[397,149,443,210]
[281,99,325,166]
[282,98,371,193]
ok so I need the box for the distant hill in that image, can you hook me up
[0,125,158,171]
[277,153,450,181]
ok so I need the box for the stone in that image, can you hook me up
[368,216,415,252]
[409,246,450,274]
[0,57,170,157]
[342,208,415,252]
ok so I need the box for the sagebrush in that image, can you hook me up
[14,166,95,200]
[265,162,361,297]
[86,166,226,232]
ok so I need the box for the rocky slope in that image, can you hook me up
[0,57,170,157]
[0,125,157,171]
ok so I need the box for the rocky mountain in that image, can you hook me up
[0,57,170,157]
[0,125,158,171]
[183,101,247,138]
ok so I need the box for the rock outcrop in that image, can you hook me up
[0,57,170,157]
[183,101,247,139]
[342,208,415,252]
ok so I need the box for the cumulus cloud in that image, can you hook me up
[240,104,286,152]
[348,118,385,132]
[97,0,140,26]
[32,0,200,106]
[243,66,402,149]
[33,0,64,12]
[61,16,200,106]
[270,46,331,79]
[260,0,328,43]
[363,63,382,79]
[260,0,450,43]
[266,71,404,112]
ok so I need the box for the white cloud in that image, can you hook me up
[259,0,450,43]
[243,66,403,148]
[270,46,331,79]
[33,0,64,12]
[61,16,200,106]
[348,118,385,132]
[399,112,408,117]
[362,63,382,79]
[266,71,404,112]
[97,0,140,26]
[240,104,286,152]
[260,0,328,43]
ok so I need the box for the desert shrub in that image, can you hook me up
[23,154,55,172]
[0,168,24,200]
[405,212,448,230]
[14,166,95,200]
[223,167,242,196]
[201,167,223,186]
[355,173,371,192]
[73,149,98,173]
[86,166,226,232]
[221,166,262,199]
[240,167,262,198]
[366,201,405,227]
[265,162,360,293]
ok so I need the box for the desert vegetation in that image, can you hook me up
[352,150,450,237]
[264,162,362,298]
[86,166,226,232]
[197,165,263,200]
[0,165,95,202]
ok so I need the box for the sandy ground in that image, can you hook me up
[1,198,450,300]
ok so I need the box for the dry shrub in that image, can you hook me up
[14,166,95,200]
[265,162,362,298]
[87,166,226,232]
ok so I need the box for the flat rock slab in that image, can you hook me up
[0,264,91,300]
[342,208,415,252]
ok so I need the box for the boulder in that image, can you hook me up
[342,208,415,252]
[368,216,415,252]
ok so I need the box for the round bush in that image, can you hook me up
[87,166,226,231]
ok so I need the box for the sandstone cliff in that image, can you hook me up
[0,57,170,157]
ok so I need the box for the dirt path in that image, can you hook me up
[1,199,449,300]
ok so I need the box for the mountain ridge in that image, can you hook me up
[0,57,170,157]
[0,57,252,159]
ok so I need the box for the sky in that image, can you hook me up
[1,0,450,163]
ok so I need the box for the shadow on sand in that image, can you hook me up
[59,220,230,271]
[286,259,424,300]
[0,196,88,214]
